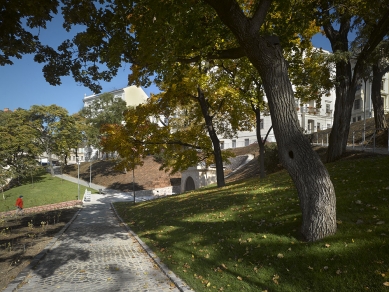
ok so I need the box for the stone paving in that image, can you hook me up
[4,179,192,292]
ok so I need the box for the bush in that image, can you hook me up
[263,143,282,174]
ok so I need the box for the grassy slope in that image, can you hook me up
[114,154,389,292]
[0,172,93,212]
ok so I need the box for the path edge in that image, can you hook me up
[111,203,194,292]
[3,207,82,292]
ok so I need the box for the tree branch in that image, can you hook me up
[249,0,272,35]
[177,47,246,63]
[131,137,203,150]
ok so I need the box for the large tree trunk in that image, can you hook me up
[197,87,225,188]
[205,0,336,241]
[322,18,358,163]
[326,61,356,162]
[257,48,336,241]
[371,64,388,129]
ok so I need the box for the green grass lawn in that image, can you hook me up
[114,155,389,292]
[0,171,93,212]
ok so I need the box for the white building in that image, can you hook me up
[83,85,148,108]
[220,72,389,150]
[66,85,149,164]
[351,75,389,124]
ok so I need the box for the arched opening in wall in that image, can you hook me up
[185,176,195,192]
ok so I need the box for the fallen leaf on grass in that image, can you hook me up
[277,253,284,258]
[383,282,389,286]
[272,274,279,284]
[237,276,242,281]
[376,221,385,225]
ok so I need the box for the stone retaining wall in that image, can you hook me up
[0,200,83,218]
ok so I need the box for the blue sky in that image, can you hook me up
[0,17,332,115]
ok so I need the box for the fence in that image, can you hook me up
[308,128,389,154]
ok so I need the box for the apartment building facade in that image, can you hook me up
[220,71,389,150]
[67,85,149,164]
[351,74,389,124]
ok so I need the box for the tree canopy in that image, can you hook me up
[5,0,389,241]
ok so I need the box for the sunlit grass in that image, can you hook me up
[0,171,93,212]
[115,155,389,291]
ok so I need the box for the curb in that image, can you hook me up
[110,202,194,292]
[3,207,82,292]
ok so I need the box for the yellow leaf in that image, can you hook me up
[383,282,389,286]
[277,253,284,258]
[325,243,330,248]
[206,282,211,287]
[237,276,243,281]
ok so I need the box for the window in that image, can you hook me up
[317,123,320,131]
[244,139,249,146]
[232,140,236,148]
[326,104,331,113]
[357,116,361,121]
[220,141,224,150]
[259,119,264,129]
[354,99,361,110]
[327,124,331,129]
[352,117,356,123]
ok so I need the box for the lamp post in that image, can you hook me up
[133,168,135,204]
[88,148,92,187]
[76,157,80,200]
[363,78,367,144]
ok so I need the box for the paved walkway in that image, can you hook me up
[5,176,192,292]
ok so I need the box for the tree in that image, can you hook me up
[0,0,58,66]
[99,0,336,241]
[367,41,389,130]
[2,0,336,241]
[0,109,41,184]
[317,1,389,162]
[193,0,336,241]
[29,105,75,176]
[216,57,269,178]
[102,71,249,187]
[80,92,127,157]
[154,60,254,187]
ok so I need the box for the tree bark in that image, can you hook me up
[197,87,225,188]
[371,63,388,129]
[205,0,336,241]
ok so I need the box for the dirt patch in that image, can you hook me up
[63,156,181,191]
[0,207,80,291]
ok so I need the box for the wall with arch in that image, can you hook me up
[180,166,217,193]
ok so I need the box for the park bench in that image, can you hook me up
[84,190,91,202]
